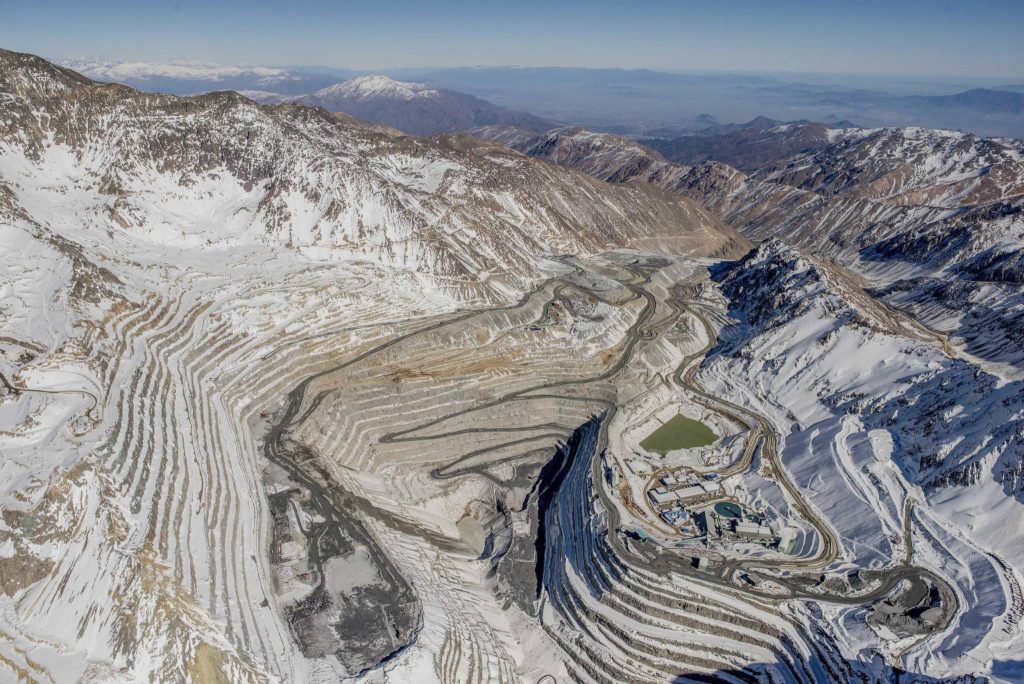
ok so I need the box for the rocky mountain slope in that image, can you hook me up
[710,241,1024,500]
[472,124,694,187]
[476,122,1024,374]
[698,128,1024,373]
[1,50,744,295]
[472,124,746,200]
[700,241,1024,677]
[639,118,854,171]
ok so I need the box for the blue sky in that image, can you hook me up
[1,0,1022,79]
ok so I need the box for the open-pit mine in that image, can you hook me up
[2,49,1023,683]
[252,250,965,682]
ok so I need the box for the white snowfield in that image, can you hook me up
[1,48,1022,684]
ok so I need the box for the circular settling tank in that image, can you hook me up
[714,501,742,519]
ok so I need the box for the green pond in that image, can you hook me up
[640,414,717,455]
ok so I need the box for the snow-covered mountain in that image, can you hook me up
[472,124,713,194]
[311,75,442,102]
[477,122,1024,374]
[55,56,335,96]
[4,48,1024,683]
[701,241,1024,676]
[1,50,743,295]
[293,75,555,136]
[749,126,1024,206]
[709,241,1024,500]
[472,124,692,186]
[58,57,298,84]
[64,57,559,138]
[695,128,1024,373]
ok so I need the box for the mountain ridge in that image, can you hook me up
[472,120,1024,373]
[0,47,745,294]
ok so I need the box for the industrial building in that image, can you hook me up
[734,521,774,541]
[647,475,724,507]
[648,487,678,506]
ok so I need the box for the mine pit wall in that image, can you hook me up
[521,415,891,682]
[538,414,616,613]
[487,416,604,617]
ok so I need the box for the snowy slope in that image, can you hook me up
[700,241,1024,678]
[1,50,744,294]
[483,122,1024,374]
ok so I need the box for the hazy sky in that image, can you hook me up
[2,0,1022,79]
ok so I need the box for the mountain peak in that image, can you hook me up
[1,47,94,100]
[318,74,440,101]
[298,74,553,136]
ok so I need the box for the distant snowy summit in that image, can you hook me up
[313,74,441,101]
[293,74,554,136]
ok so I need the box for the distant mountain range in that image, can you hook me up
[57,59,555,136]
[899,88,1024,114]
[638,117,855,171]
[57,57,352,96]
[475,117,856,175]
[57,58,1024,139]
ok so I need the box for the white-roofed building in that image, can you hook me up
[734,521,774,541]
[648,488,677,506]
